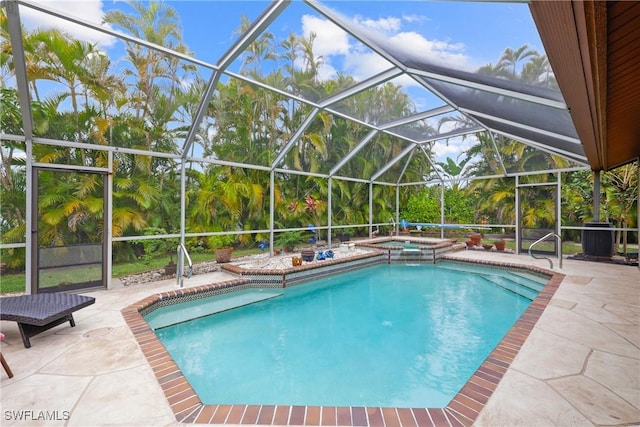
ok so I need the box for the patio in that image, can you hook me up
[1,251,638,426]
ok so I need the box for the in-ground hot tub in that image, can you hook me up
[354,236,464,263]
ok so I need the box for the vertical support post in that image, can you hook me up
[395,185,400,235]
[393,184,400,236]
[440,182,445,239]
[269,170,275,256]
[106,151,113,289]
[369,182,373,236]
[7,1,34,293]
[26,142,33,295]
[515,175,521,255]
[556,172,562,257]
[327,178,332,248]
[593,170,601,222]
[178,160,186,280]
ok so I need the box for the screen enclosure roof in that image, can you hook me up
[2,0,596,184]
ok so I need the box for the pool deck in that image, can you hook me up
[0,251,638,426]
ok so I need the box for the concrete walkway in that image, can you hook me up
[0,253,638,426]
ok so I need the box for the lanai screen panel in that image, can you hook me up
[278,112,374,176]
[420,77,579,142]
[225,1,397,105]
[375,143,437,185]
[198,75,313,168]
[335,132,416,182]
[386,110,475,143]
[467,115,587,165]
[320,0,586,170]
[13,0,216,156]
[329,76,445,128]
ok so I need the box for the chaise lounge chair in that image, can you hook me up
[0,293,95,348]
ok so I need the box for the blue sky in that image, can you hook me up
[21,0,545,75]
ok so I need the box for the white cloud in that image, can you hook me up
[432,135,478,162]
[353,15,401,33]
[402,14,429,25]
[298,13,474,86]
[18,0,117,48]
[342,51,393,81]
[301,14,350,57]
[299,14,351,81]
[385,32,470,70]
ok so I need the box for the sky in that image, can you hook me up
[19,0,544,73]
[16,0,546,163]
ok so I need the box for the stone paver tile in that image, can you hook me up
[0,334,84,381]
[56,310,127,334]
[0,320,85,350]
[571,301,635,325]
[548,298,576,310]
[605,322,640,348]
[604,302,640,325]
[510,328,590,380]
[537,305,638,358]
[40,326,146,376]
[585,350,640,409]
[68,366,176,426]
[474,370,590,427]
[562,275,592,285]
[0,374,92,426]
[549,375,640,425]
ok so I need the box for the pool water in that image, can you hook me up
[374,240,423,249]
[153,262,541,408]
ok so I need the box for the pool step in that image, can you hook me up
[480,275,540,301]
[145,289,283,330]
[509,271,549,288]
[438,262,548,300]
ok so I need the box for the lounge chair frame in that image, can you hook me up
[0,293,95,348]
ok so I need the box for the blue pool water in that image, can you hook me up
[374,241,423,248]
[152,262,543,408]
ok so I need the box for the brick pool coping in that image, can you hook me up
[121,258,563,426]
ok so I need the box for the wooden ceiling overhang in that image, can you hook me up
[529,0,640,171]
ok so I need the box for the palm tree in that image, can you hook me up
[236,15,277,80]
[520,55,556,88]
[497,45,538,79]
[103,0,192,123]
[602,163,639,250]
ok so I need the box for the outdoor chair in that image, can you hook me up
[0,332,13,378]
[0,293,95,348]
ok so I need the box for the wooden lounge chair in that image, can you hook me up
[0,293,95,348]
[0,332,13,378]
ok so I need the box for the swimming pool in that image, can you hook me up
[123,256,560,425]
[148,262,544,409]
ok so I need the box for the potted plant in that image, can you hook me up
[275,231,303,253]
[301,248,316,262]
[494,239,506,251]
[210,235,235,263]
[469,233,482,246]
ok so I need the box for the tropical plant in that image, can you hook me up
[274,231,304,252]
